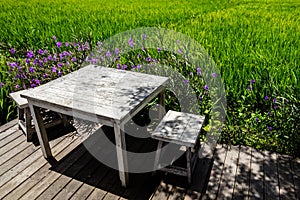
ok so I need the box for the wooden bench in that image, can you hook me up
[9,90,69,141]
[151,110,205,184]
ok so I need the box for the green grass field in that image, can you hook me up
[0,0,299,155]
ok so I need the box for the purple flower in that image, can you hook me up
[23,85,27,89]
[146,57,151,62]
[204,85,209,90]
[52,35,57,40]
[15,84,20,89]
[255,117,259,123]
[137,64,141,69]
[38,60,43,67]
[58,71,62,76]
[131,65,136,69]
[35,79,41,85]
[199,95,203,101]
[33,59,37,66]
[52,67,57,73]
[142,34,147,39]
[196,68,201,75]
[43,58,48,63]
[21,73,26,79]
[115,48,119,55]
[66,61,70,66]
[185,80,189,85]
[65,42,69,47]
[273,105,278,110]
[56,42,62,48]
[264,95,269,100]
[10,48,15,54]
[251,79,256,84]
[128,37,134,47]
[26,58,30,64]
[190,72,193,76]
[43,74,48,78]
[273,98,277,103]
[16,74,21,78]
[212,73,216,78]
[30,83,36,88]
[248,85,252,91]
[268,111,271,115]
[29,67,35,73]
[57,63,62,67]
[27,51,34,58]
[117,63,122,69]
[38,49,44,55]
[158,47,161,53]
[71,57,76,62]
[137,54,141,58]
[142,46,146,52]
[97,41,102,47]
[123,64,127,70]
[47,55,52,61]
[73,42,77,47]
[268,126,273,131]
[91,58,98,64]
[8,62,18,68]
[178,49,182,54]
[106,51,111,57]
[0,82,4,88]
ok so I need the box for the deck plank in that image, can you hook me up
[232,145,251,200]
[291,158,300,200]
[0,125,20,147]
[248,148,264,200]
[35,151,94,200]
[2,135,81,200]
[51,132,115,200]
[151,181,172,200]
[0,135,78,199]
[0,132,24,156]
[0,119,18,133]
[217,145,239,199]
[277,154,297,200]
[17,140,88,200]
[0,134,32,165]
[201,144,228,200]
[0,135,66,187]
[263,150,279,200]
[0,120,299,200]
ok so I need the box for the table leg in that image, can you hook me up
[158,90,166,120]
[113,121,129,187]
[28,104,52,158]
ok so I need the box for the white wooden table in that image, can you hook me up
[21,65,169,187]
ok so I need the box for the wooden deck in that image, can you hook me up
[0,119,299,200]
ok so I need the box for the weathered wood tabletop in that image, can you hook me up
[21,64,169,187]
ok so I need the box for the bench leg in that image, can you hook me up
[158,90,166,120]
[153,140,164,171]
[186,147,192,185]
[25,107,34,141]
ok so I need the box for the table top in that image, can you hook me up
[21,65,169,122]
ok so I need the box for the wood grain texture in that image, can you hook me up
[217,145,239,200]
[232,145,251,200]
[21,65,169,122]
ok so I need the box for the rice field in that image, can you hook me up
[0,0,299,155]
